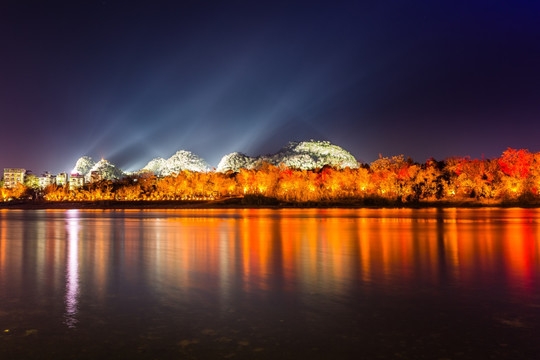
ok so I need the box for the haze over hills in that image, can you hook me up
[70,140,359,180]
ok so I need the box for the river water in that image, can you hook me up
[0,208,539,359]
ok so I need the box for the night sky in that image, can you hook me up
[1,0,539,174]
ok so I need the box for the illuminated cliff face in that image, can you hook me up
[69,141,357,177]
[142,157,167,175]
[270,141,359,169]
[217,141,359,172]
[86,159,125,181]
[142,150,210,176]
[71,156,96,176]
[217,152,257,172]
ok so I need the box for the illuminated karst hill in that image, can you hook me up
[71,156,124,181]
[142,150,211,175]
[216,152,258,172]
[217,140,359,172]
[88,159,125,181]
[71,140,358,178]
[71,156,96,176]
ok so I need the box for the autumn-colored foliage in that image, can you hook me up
[3,148,540,204]
[498,148,532,179]
[0,183,30,201]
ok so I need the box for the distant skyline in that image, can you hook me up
[1,0,539,174]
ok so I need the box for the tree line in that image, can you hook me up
[2,148,539,204]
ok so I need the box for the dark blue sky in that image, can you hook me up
[1,0,539,173]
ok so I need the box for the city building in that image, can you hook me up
[56,172,68,187]
[69,174,84,189]
[88,171,102,183]
[38,172,56,188]
[3,168,26,188]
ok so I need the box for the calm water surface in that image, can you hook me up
[0,208,539,359]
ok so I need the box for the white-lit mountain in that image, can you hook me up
[216,152,258,172]
[217,140,359,172]
[71,156,125,181]
[71,156,96,176]
[70,141,358,178]
[141,150,210,176]
[87,159,125,181]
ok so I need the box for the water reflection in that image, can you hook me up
[64,210,80,328]
[0,208,539,303]
[0,208,539,358]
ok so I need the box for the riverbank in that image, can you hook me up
[1,196,539,209]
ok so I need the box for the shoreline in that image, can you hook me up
[1,197,539,210]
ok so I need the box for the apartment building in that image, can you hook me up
[38,172,56,188]
[3,168,26,188]
[69,174,84,189]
